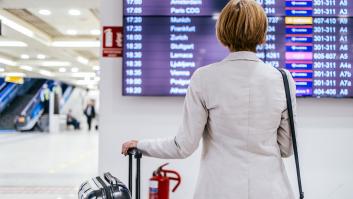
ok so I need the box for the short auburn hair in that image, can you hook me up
[216,0,268,52]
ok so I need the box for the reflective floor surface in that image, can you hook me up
[0,131,98,199]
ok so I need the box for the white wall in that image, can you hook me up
[99,1,353,198]
[291,99,353,199]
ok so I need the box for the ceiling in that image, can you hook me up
[0,0,101,89]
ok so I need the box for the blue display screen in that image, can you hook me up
[123,0,353,97]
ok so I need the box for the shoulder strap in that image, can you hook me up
[278,69,304,199]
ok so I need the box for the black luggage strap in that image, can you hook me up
[96,176,113,199]
[104,172,118,185]
[278,69,304,199]
[128,148,142,199]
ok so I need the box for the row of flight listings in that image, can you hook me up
[123,0,353,97]
[253,0,353,97]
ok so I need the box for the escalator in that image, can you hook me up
[60,86,74,113]
[15,82,74,132]
[0,80,6,92]
[15,81,48,131]
[0,83,20,114]
[0,80,46,130]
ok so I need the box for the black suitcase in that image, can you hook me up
[78,148,142,199]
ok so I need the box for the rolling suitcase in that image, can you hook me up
[78,148,142,199]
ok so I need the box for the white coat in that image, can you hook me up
[137,51,297,199]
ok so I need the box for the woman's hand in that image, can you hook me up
[121,140,138,156]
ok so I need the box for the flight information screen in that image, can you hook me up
[123,0,353,97]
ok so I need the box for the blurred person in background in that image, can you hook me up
[84,100,96,131]
[52,81,62,114]
[66,109,80,130]
[40,83,50,114]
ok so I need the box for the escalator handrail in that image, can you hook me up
[0,82,7,92]
[20,81,48,116]
[20,89,41,116]
[0,83,18,102]
[60,86,73,110]
[30,103,44,119]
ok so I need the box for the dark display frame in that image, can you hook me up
[122,0,353,98]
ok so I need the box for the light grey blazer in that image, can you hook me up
[137,51,297,199]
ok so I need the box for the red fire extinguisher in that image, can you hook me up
[149,163,181,199]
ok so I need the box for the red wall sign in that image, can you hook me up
[102,26,123,57]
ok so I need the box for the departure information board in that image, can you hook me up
[123,0,353,97]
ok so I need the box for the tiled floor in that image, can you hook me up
[0,131,98,199]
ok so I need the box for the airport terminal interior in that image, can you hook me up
[0,0,99,198]
[1,0,353,198]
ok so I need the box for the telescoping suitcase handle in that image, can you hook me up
[127,148,142,199]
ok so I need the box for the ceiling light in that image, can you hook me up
[92,65,100,71]
[20,54,30,59]
[0,15,34,38]
[75,80,87,85]
[0,41,28,47]
[51,41,100,48]
[0,57,16,66]
[66,30,78,35]
[77,56,89,65]
[58,67,66,73]
[39,69,54,77]
[71,67,79,73]
[84,76,91,81]
[0,68,5,72]
[37,54,46,59]
[76,80,98,86]
[42,61,71,67]
[5,72,26,77]
[20,65,33,71]
[71,72,96,78]
[68,9,81,16]
[88,85,98,90]
[90,29,101,35]
[38,9,51,16]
